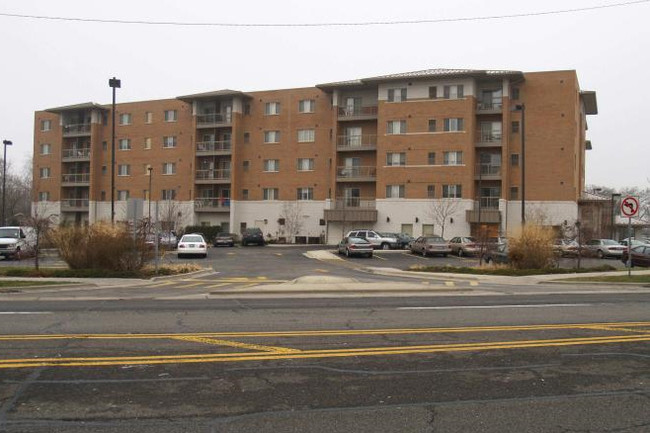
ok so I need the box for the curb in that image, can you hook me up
[149,268,216,282]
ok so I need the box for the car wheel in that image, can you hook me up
[366,253,373,258]
[485,256,491,264]
[422,250,428,257]
[458,248,464,257]
[381,243,390,250]
[346,248,351,257]
[597,250,604,259]
[443,253,448,258]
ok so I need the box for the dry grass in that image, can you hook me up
[508,225,556,270]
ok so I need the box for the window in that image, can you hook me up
[117,190,130,201]
[118,138,131,150]
[442,184,462,198]
[243,104,251,115]
[263,159,280,172]
[145,112,153,124]
[511,87,520,100]
[40,143,51,155]
[244,132,250,144]
[297,129,315,143]
[144,137,152,150]
[297,187,313,200]
[297,158,314,171]
[510,186,519,200]
[386,185,405,198]
[39,167,50,179]
[243,160,250,172]
[387,88,407,102]
[427,185,435,198]
[163,136,177,148]
[264,131,281,143]
[119,113,131,125]
[102,165,107,175]
[511,153,520,166]
[143,164,152,175]
[118,164,131,176]
[263,188,279,200]
[101,191,106,201]
[387,120,407,134]
[428,119,437,132]
[299,99,315,113]
[443,151,463,165]
[38,191,50,201]
[102,141,107,151]
[265,102,281,115]
[428,86,438,99]
[428,152,436,165]
[164,110,177,122]
[443,85,464,99]
[162,162,176,175]
[386,152,406,166]
[511,121,520,133]
[242,189,249,200]
[444,118,464,132]
[161,189,176,200]
[40,120,52,131]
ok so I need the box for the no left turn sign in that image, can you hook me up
[620,196,640,218]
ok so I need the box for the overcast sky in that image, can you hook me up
[1,0,648,189]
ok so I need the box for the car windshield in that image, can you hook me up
[182,235,203,243]
[426,237,445,243]
[464,237,477,243]
[602,240,619,245]
[349,237,369,244]
[0,228,20,238]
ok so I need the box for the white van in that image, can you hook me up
[0,226,36,260]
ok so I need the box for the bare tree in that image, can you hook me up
[158,199,183,233]
[18,203,58,270]
[1,158,32,225]
[426,199,461,238]
[279,201,304,244]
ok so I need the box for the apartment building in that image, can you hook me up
[33,68,597,243]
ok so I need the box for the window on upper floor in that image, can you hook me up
[387,120,407,135]
[118,164,131,176]
[265,102,281,115]
[298,99,315,113]
[511,121,520,133]
[428,152,436,165]
[511,87,520,100]
[118,138,131,150]
[428,86,438,99]
[40,120,52,132]
[427,185,435,198]
[119,113,131,125]
[386,184,405,198]
[144,137,152,150]
[39,167,50,179]
[442,184,462,198]
[296,158,314,171]
[428,119,437,132]
[263,188,279,200]
[297,187,313,201]
[163,136,177,148]
[263,159,280,172]
[117,190,130,201]
[243,160,250,172]
[162,162,176,175]
[444,118,464,132]
[161,189,176,200]
[443,85,464,99]
[443,151,463,165]
[242,189,249,200]
[297,129,315,143]
[387,88,407,102]
[244,132,250,144]
[40,143,51,155]
[38,191,50,201]
[510,186,519,200]
[264,131,281,143]
[164,110,177,122]
[145,112,153,124]
[386,152,406,166]
[511,153,520,166]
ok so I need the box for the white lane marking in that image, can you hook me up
[0,312,53,315]
[397,304,592,310]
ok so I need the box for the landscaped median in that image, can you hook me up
[0,263,203,279]
[407,264,619,277]
[552,274,650,284]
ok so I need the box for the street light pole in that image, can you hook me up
[477,153,484,266]
[108,77,121,224]
[147,167,153,223]
[515,104,526,226]
[611,193,621,240]
[2,140,12,226]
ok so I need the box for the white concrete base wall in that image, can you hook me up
[89,201,194,229]
[31,201,61,222]
[504,201,578,234]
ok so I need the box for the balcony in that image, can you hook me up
[62,123,91,137]
[476,98,503,114]
[196,112,232,128]
[475,163,502,180]
[476,131,502,147]
[61,173,90,186]
[194,197,231,212]
[336,166,377,182]
[337,106,378,121]
[324,197,377,222]
[196,140,232,155]
[466,199,501,223]
[60,198,89,211]
[195,168,231,184]
[62,148,91,161]
[336,135,377,151]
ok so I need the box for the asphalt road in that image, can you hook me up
[1,293,650,432]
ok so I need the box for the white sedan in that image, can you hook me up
[177,234,208,258]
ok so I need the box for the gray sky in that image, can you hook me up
[1,0,649,188]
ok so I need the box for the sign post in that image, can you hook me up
[620,196,640,277]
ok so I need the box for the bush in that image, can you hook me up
[508,225,556,270]
[50,222,152,272]
[182,225,222,243]
[408,264,617,276]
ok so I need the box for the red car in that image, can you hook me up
[621,245,650,267]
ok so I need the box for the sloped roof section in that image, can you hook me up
[45,102,107,113]
[580,91,598,115]
[177,89,250,102]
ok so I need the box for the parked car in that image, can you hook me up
[387,232,413,249]
[483,243,510,265]
[345,229,399,250]
[177,233,208,258]
[337,236,373,258]
[619,238,650,248]
[409,236,451,257]
[160,232,178,249]
[621,245,650,267]
[584,239,626,258]
[214,233,237,247]
[553,239,579,257]
[448,236,480,256]
[0,226,36,260]
[241,228,265,246]
[487,236,508,251]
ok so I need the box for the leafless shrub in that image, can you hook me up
[508,224,556,269]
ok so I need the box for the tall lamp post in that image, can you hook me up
[514,104,526,225]
[108,77,121,224]
[2,140,12,226]
[147,167,153,223]
[611,193,621,239]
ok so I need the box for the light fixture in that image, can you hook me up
[415,217,419,223]
[386,216,390,223]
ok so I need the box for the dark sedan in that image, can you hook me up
[621,245,650,267]
[483,243,510,265]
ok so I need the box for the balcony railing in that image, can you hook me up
[336,135,377,151]
[476,197,500,209]
[62,148,91,160]
[336,166,377,181]
[196,112,232,126]
[331,197,376,209]
[61,199,89,210]
[196,140,232,154]
[194,197,231,212]
[337,106,378,119]
[62,123,91,136]
[475,163,502,178]
[325,197,378,222]
[61,173,90,184]
[195,168,231,181]
[476,98,503,112]
[476,131,502,145]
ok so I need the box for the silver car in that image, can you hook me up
[338,236,373,258]
[585,239,626,258]
[410,236,451,257]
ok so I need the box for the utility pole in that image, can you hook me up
[109,77,121,223]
